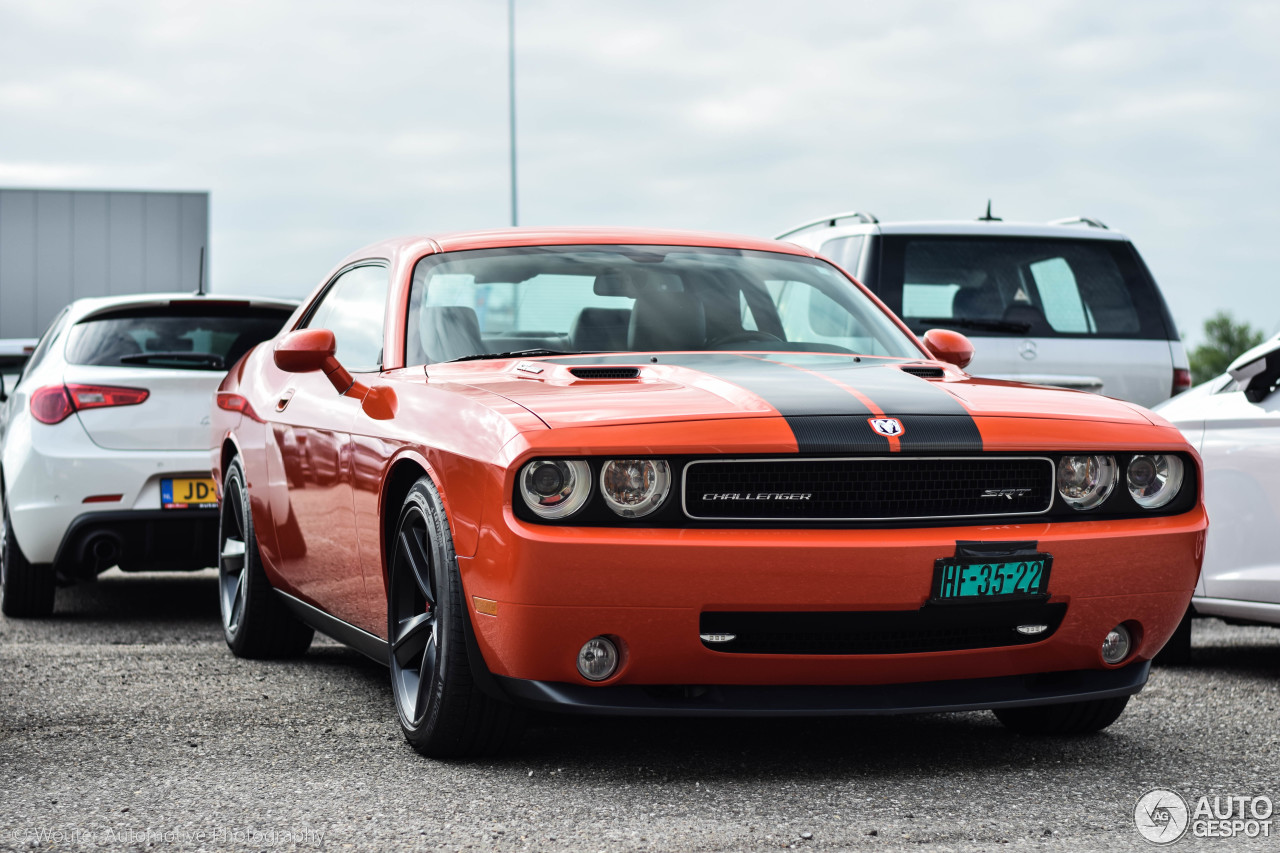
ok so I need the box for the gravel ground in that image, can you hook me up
[2,569,1279,852]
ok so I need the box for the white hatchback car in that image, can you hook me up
[777,212,1190,407]
[0,293,297,616]
[1154,334,1280,659]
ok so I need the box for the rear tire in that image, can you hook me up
[218,457,313,658]
[994,695,1130,735]
[1,493,54,618]
[388,476,524,758]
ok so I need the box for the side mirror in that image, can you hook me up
[274,329,355,395]
[922,329,974,370]
[1228,336,1280,403]
[274,329,336,374]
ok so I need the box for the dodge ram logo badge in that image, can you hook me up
[868,417,905,437]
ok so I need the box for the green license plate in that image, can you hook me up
[932,555,1051,602]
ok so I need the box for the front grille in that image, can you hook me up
[683,456,1053,521]
[700,603,1066,655]
[569,367,640,380]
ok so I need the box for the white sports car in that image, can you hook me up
[1154,334,1280,659]
[0,293,297,617]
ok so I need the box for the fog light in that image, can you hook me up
[1101,624,1132,664]
[1016,624,1049,636]
[576,636,619,681]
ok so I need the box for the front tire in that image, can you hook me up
[388,476,524,757]
[994,695,1130,735]
[1,492,54,618]
[218,457,313,658]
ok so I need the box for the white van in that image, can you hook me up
[777,213,1190,407]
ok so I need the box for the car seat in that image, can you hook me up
[570,308,631,352]
[418,306,487,363]
[627,291,706,352]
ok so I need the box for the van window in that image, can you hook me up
[875,236,1171,340]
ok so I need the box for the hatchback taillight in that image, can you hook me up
[1172,368,1192,397]
[30,384,149,425]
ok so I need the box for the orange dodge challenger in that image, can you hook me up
[210,228,1205,757]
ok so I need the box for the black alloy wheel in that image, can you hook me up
[388,476,523,757]
[218,457,313,658]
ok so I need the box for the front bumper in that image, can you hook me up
[494,660,1151,716]
[461,507,1206,695]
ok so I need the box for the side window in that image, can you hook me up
[821,236,865,274]
[1029,258,1090,333]
[302,265,389,373]
[22,308,71,378]
[902,283,961,319]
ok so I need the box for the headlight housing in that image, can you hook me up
[599,459,672,518]
[1056,455,1117,511]
[519,460,592,519]
[1126,454,1184,509]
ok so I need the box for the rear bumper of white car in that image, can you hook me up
[2,412,217,572]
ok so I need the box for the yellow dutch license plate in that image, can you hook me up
[162,477,218,510]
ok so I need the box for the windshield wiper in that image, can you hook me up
[118,352,227,369]
[447,348,591,363]
[914,317,1032,334]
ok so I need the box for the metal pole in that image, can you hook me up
[508,0,518,227]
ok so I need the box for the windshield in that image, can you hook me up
[866,236,1175,340]
[406,245,920,364]
[65,304,293,371]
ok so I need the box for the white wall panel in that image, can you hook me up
[0,188,209,338]
[0,191,37,338]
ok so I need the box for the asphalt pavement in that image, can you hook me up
[2,569,1278,852]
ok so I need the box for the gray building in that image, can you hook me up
[0,188,209,342]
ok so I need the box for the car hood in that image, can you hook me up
[435,353,1155,439]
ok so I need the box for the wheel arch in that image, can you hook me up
[380,452,435,589]
[379,449,508,703]
[219,435,241,483]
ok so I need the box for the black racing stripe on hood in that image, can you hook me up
[754,355,984,451]
[547,353,983,452]
[549,353,890,452]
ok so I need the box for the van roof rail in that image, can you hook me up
[775,211,879,240]
[1049,216,1109,230]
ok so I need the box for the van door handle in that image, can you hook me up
[276,389,296,412]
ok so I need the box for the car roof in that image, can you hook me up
[338,227,821,269]
[790,220,1132,242]
[64,293,301,321]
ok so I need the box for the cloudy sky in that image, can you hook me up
[1,0,1276,344]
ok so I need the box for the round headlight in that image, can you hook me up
[519,460,591,519]
[599,459,671,518]
[1126,454,1184,509]
[1056,455,1117,511]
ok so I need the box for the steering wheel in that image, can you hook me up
[706,330,785,348]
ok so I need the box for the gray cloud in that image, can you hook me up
[1,0,1276,343]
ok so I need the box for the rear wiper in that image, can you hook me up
[447,349,590,363]
[118,352,227,369]
[914,317,1032,334]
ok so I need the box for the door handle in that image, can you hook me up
[276,388,296,412]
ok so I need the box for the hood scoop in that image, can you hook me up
[568,366,641,380]
[898,364,945,379]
